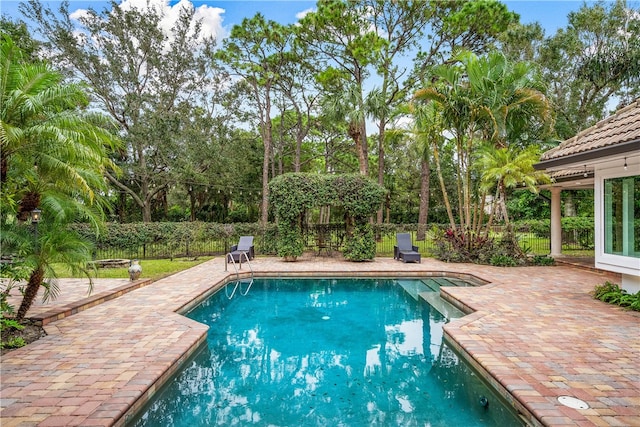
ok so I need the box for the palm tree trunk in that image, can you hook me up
[484,187,500,237]
[417,156,430,241]
[500,183,510,226]
[17,265,44,320]
[376,121,385,224]
[433,145,455,229]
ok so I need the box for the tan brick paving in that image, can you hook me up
[1,255,638,426]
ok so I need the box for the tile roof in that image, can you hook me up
[540,99,640,161]
[549,168,592,180]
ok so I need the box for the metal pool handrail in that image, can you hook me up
[225,251,253,276]
[224,251,254,299]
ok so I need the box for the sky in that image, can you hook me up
[0,0,616,42]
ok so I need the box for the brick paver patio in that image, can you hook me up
[1,255,638,426]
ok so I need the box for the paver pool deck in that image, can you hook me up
[1,256,638,427]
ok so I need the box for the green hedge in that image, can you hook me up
[269,173,386,261]
[67,219,595,260]
[69,222,278,259]
[511,218,595,237]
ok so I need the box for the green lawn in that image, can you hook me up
[54,257,214,281]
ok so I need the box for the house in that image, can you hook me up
[534,99,640,293]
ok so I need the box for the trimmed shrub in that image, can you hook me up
[269,173,386,261]
[343,223,376,261]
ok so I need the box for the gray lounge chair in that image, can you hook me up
[227,236,255,266]
[394,233,421,263]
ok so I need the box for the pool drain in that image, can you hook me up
[557,396,589,409]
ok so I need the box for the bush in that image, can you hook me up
[432,226,540,266]
[531,255,555,266]
[432,227,495,263]
[343,223,376,261]
[1,261,29,333]
[1,274,27,350]
[276,224,304,259]
[592,282,640,311]
[489,255,518,267]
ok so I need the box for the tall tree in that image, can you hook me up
[538,0,640,138]
[365,0,433,222]
[272,34,322,173]
[22,0,216,221]
[297,0,385,175]
[408,102,446,239]
[0,17,41,61]
[215,15,291,225]
[411,0,519,78]
[0,37,119,319]
[462,50,553,149]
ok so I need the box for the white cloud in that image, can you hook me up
[69,0,226,45]
[68,8,90,21]
[295,8,315,21]
[195,3,227,42]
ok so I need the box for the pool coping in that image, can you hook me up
[115,271,532,427]
[122,274,532,427]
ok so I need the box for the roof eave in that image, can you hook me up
[534,139,640,171]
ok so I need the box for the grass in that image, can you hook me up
[54,257,214,282]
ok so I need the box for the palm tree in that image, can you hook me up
[414,59,482,232]
[415,50,553,235]
[461,50,553,149]
[1,36,119,319]
[407,101,452,237]
[476,144,549,227]
[320,81,369,175]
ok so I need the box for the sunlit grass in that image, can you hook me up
[54,257,214,281]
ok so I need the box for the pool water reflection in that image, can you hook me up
[128,278,524,426]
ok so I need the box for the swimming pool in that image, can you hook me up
[127,277,525,426]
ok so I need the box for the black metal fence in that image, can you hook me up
[93,239,226,261]
[84,222,595,261]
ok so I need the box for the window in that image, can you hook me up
[604,175,640,258]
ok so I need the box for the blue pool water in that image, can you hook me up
[128,278,524,426]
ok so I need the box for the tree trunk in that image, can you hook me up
[500,183,510,226]
[417,155,430,241]
[18,192,41,221]
[564,191,576,216]
[349,121,368,176]
[143,202,152,222]
[433,145,455,229]
[377,121,385,224]
[359,120,368,175]
[294,109,303,172]
[0,153,7,184]
[17,265,45,320]
[260,89,273,227]
[189,189,196,221]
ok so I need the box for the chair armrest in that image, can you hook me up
[412,245,419,252]
[230,245,238,252]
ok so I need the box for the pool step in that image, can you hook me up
[398,279,468,319]
[397,280,432,300]
[422,277,474,291]
[419,292,466,319]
